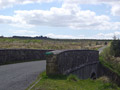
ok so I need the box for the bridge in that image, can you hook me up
[46,50,99,79]
[0,47,120,90]
[46,49,120,86]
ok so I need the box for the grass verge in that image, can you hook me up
[99,56,120,76]
[99,45,120,76]
[26,72,120,90]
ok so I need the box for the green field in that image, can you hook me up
[27,72,120,90]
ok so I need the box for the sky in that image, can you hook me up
[0,0,120,39]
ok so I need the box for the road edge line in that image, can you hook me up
[28,78,41,90]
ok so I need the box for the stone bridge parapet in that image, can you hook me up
[46,50,99,79]
[0,49,53,65]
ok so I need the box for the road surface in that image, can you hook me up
[98,45,107,54]
[0,60,46,90]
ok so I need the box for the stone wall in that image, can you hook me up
[0,49,53,65]
[98,63,120,86]
[46,49,120,85]
[46,50,99,79]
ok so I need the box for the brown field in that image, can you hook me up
[0,38,110,50]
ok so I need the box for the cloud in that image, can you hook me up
[94,32,120,39]
[0,15,14,24]
[0,0,120,30]
[45,32,120,39]
[63,0,120,16]
[11,4,120,30]
[111,4,120,16]
[63,0,118,4]
[9,29,39,36]
[12,30,36,34]
[45,33,85,39]
[0,0,54,9]
[0,0,120,16]
[0,15,34,28]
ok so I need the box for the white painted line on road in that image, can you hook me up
[28,78,41,90]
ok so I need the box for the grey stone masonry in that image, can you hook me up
[46,50,99,77]
[0,49,53,65]
[46,49,120,86]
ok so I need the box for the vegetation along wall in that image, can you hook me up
[46,49,120,86]
[98,63,120,86]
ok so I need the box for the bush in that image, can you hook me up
[97,76,110,83]
[67,74,78,82]
[96,41,99,45]
[100,46,112,61]
[104,42,108,45]
[100,44,120,75]
[110,40,120,57]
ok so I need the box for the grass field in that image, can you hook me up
[0,38,109,50]
[27,72,120,90]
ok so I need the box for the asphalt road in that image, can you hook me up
[98,45,107,54]
[0,60,46,90]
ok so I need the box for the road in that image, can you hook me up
[0,60,46,90]
[98,45,107,54]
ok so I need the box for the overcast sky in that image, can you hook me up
[0,0,120,39]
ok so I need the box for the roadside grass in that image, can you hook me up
[26,72,120,90]
[99,45,120,76]
[99,56,120,76]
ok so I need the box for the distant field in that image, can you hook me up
[0,38,110,50]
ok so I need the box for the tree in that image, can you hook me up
[104,42,107,45]
[110,39,120,57]
[96,41,99,45]
[113,35,117,40]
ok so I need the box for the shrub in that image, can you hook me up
[97,76,110,83]
[104,42,108,45]
[100,46,112,61]
[110,40,120,57]
[96,41,99,45]
[67,74,78,82]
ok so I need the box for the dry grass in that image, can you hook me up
[0,38,108,50]
[100,46,120,75]
[97,76,111,83]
